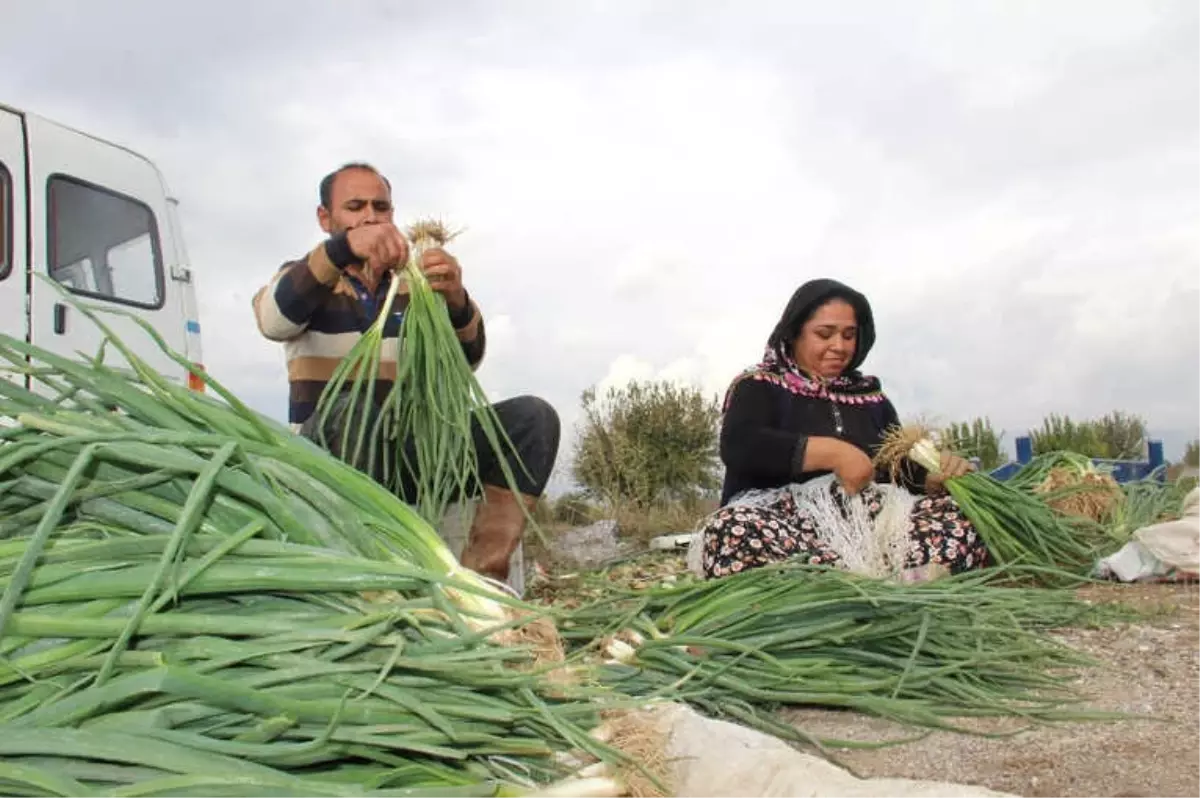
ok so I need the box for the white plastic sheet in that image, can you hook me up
[648,703,1014,797]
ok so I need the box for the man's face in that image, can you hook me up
[317,168,394,235]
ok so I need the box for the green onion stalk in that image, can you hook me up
[315,219,534,536]
[875,425,1105,577]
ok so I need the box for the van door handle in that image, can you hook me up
[53,303,67,335]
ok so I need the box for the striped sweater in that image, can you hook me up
[252,236,486,428]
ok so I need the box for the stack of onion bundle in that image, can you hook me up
[1009,454,1192,545]
[875,425,1107,576]
[315,219,531,529]
[0,305,636,797]
[557,563,1106,748]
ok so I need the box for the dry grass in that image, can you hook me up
[526,553,693,611]
[610,498,715,546]
[487,609,577,684]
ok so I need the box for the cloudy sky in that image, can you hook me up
[4,0,1197,491]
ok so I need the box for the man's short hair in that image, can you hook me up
[318,162,392,209]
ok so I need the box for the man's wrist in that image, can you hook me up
[324,232,362,270]
[447,291,474,328]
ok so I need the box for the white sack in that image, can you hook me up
[647,702,1014,798]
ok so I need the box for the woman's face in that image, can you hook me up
[791,298,858,378]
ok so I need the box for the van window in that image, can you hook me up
[0,162,10,281]
[47,176,164,309]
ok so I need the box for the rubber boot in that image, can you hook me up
[460,485,536,583]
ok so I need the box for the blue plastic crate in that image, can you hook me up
[989,437,1165,484]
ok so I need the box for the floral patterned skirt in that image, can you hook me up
[700,478,989,580]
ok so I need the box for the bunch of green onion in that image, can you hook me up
[315,220,529,528]
[876,426,1104,576]
[556,563,1106,750]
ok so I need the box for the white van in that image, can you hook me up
[0,103,204,389]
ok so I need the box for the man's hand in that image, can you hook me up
[346,223,410,276]
[421,248,468,313]
[925,451,974,495]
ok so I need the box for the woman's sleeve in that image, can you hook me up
[719,379,808,481]
[874,397,929,494]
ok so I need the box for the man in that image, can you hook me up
[252,162,559,583]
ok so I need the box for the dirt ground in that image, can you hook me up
[784,582,1200,798]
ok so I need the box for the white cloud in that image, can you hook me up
[595,354,658,396]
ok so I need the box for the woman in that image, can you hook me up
[699,278,989,580]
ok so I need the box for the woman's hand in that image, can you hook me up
[925,451,974,495]
[833,442,876,496]
[804,437,875,495]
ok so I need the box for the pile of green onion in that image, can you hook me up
[0,305,630,797]
[557,563,1104,750]
[0,536,620,797]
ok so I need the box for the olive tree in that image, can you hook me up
[572,380,721,508]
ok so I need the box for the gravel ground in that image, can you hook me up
[783,582,1200,798]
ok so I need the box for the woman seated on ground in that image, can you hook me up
[699,278,990,580]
